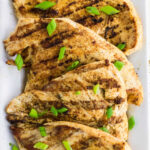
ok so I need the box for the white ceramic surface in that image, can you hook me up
[0,0,149,149]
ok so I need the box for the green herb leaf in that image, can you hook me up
[114,61,124,71]
[75,91,81,95]
[15,54,23,70]
[86,6,100,15]
[57,107,68,114]
[50,106,58,116]
[35,1,56,10]
[128,116,135,130]
[33,142,48,150]
[39,126,47,137]
[58,47,66,60]
[117,43,126,50]
[99,127,109,133]
[62,141,72,150]
[67,61,80,71]
[29,108,38,119]
[106,107,113,119]
[9,143,19,150]
[100,5,120,15]
[93,84,100,94]
[47,19,56,36]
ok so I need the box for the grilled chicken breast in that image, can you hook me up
[4,18,142,105]
[11,121,131,150]
[6,61,128,140]
[12,0,143,55]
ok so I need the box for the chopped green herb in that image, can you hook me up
[57,107,68,114]
[47,19,56,36]
[50,106,58,116]
[9,143,19,150]
[38,110,48,117]
[128,116,135,130]
[93,84,100,94]
[67,61,80,71]
[75,91,81,95]
[58,47,66,60]
[33,142,48,150]
[114,61,124,71]
[100,5,120,15]
[39,126,47,137]
[51,106,68,116]
[35,1,56,10]
[117,43,126,50]
[86,6,100,15]
[106,106,113,119]
[99,127,109,133]
[62,141,72,150]
[29,108,38,119]
[15,54,23,70]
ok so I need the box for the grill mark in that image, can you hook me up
[74,0,100,11]
[40,30,76,49]
[48,66,56,70]
[54,125,77,133]
[7,99,109,123]
[65,58,73,64]
[98,115,125,128]
[45,9,59,17]
[7,116,28,124]
[7,97,111,115]
[44,77,121,92]
[35,60,109,76]
[107,116,124,126]
[77,137,102,149]
[74,79,87,90]
[73,62,109,74]
[39,55,58,64]
[77,16,90,24]
[60,0,100,17]
[29,0,100,17]
[68,1,76,7]
[77,15,104,27]
[10,23,47,41]
[58,62,64,66]
[54,126,79,140]
[106,97,125,104]
[104,25,119,39]
[89,17,104,26]
[33,58,76,73]
[30,7,59,18]
[75,100,108,110]
[99,78,121,89]
[84,78,121,89]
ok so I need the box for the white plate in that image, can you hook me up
[0,0,149,149]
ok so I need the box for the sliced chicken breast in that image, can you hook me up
[6,61,128,140]
[11,121,131,150]
[4,18,143,105]
[12,0,143,55]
